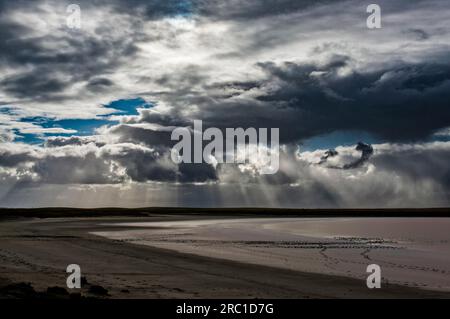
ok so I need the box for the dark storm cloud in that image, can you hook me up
[178,162,217,183]
[194,0,344,21]
[0,72,70,99]
[0,148,34,167]
[259,59,450,140]
[110,125,176,149]
[401,64,450,91]
[100,145,177,182]
[0,20,43,65]
[86,78,115,92]
[318,149,339,165]
[0,4,139,100]
[33,153,123,184]
[103,123,219,182]
[44,136,106,147]
[0,31,138,99]
[136,110,190,127]
[345,143,374,169]
[131,55,450,149]
[405,28,430,41]
[313,143,374,169]
[167,57,450,144]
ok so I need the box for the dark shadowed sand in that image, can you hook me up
[1,210,450,299]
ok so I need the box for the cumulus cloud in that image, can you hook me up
[1,140,449,207]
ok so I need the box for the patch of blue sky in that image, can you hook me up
[429,128,450,143]
[102,97,152,116]
[13,98,152,144]
[19,117,118,137]
[433,136,450,142]
[50,119,118,136]
[301,128,450,151]
[300,130,383,152]
[11,119,113,145]
[12,129,45,145]
[170,0,193,17]
[0,106,20,116]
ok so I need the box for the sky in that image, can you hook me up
[0,0,449,208]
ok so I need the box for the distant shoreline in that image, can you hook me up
[0,207,449,219]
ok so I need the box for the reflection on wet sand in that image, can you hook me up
[94,218,450,292]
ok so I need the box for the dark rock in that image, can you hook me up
[88,285,109,296]
[81,276,89,286]
[0,282,38,298]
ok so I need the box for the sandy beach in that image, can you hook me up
[1,212,450,299]
[95,217,450,292]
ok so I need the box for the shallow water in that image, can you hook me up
[93,218,450,292]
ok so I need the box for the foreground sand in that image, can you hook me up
[0,215,449,299]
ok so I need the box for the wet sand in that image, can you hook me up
[94,218,450,292]
[0,214,449,299]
